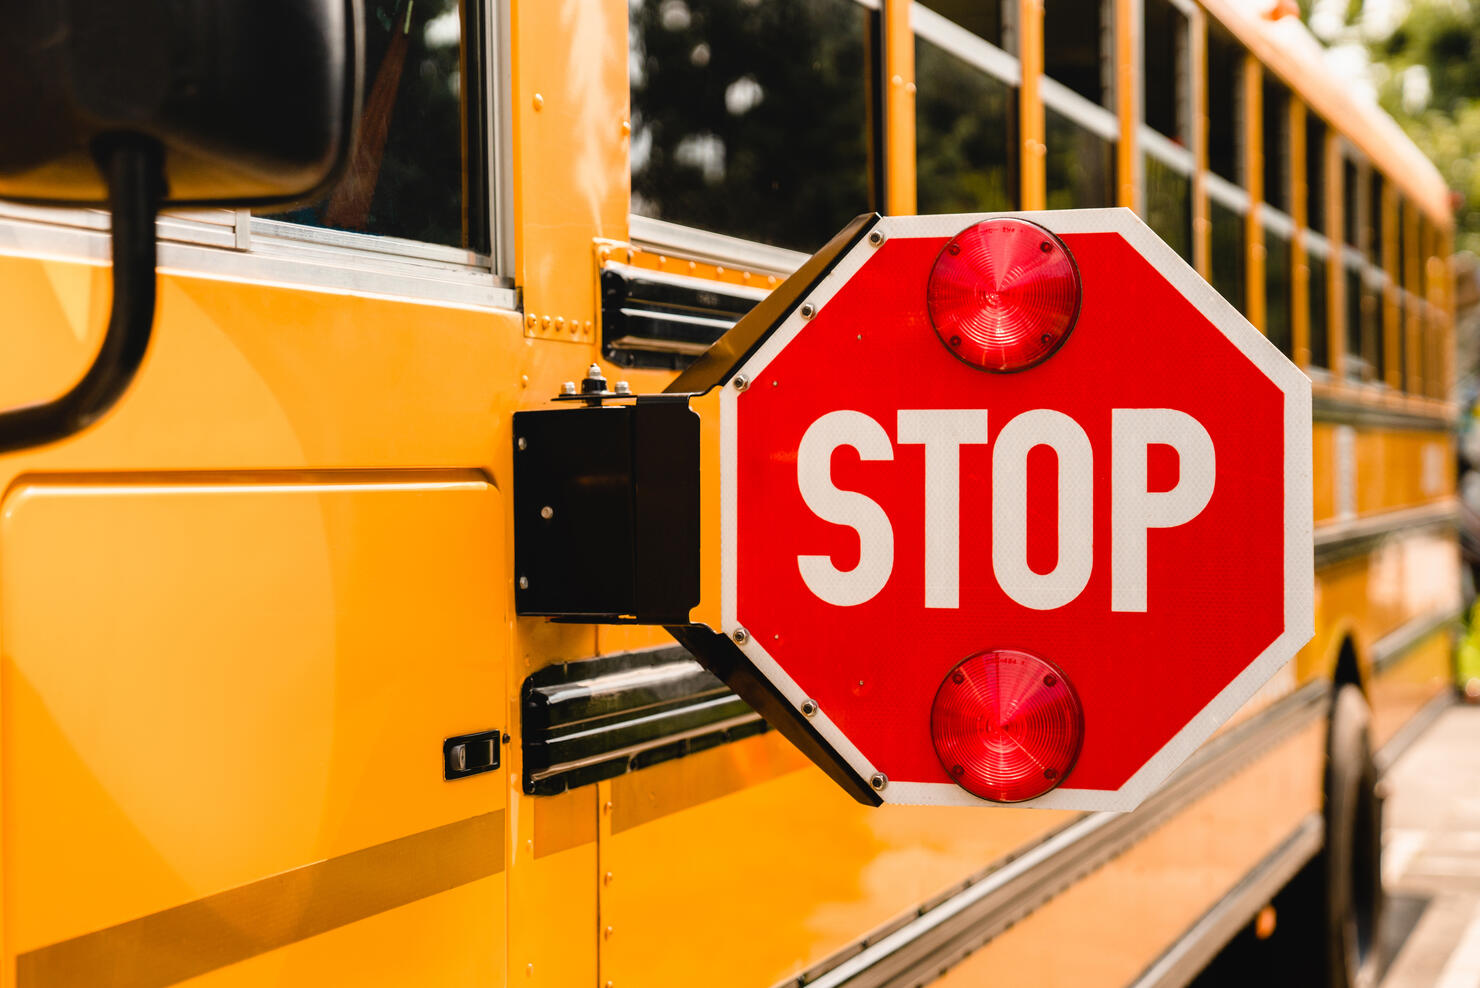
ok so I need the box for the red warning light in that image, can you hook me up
[930,648,1085,803]
[926,218,1082,372]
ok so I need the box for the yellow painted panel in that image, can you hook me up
[603,734,1072,986]
[935,720,1324,987]
[1311,423,1455,524]
[1370,632,1452,749]
[0,477,507,978]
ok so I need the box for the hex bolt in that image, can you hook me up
[560,381,577,395]
[540,506,554,520]
[518,575,529,590]
[870,773,888,792]
[868,230,885,247]
[732,375,749,391]
[614,381,632,395]
[799,302,816,319]
[800,699,818,717]
[732,627,749,644]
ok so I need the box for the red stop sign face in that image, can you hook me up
[717,210,1312,811]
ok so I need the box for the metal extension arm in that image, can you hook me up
[0,136,163,454]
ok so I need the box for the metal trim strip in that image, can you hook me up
[1127,815,1324,988]
[15,810,506,988]
[627,215,811,277]
[784,680,1329,988]
[1313,501,1458,568]
[1371,605,1464,676]
[1310,392,1454,431]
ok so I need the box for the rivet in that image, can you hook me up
[732,375,749,391]
[525,312,538,328]
[542,315,552,329]
[555,316,565,329]
[620,118,631,135]
[604,926,614,940]
[688,260,697,272]
[604,871,614,886]
[517,436,527,450]
[603,800,613,814]
[716,266,726,276]
[518,575,529,589]
[742,271,752,282]
[598,246,611,262]
[768,275,778,287]
[891,74,903,86]
[732,627,749,644]
[870,773,888,792]
[868,230,885,246]
[800,699,818,717]
[800,302,816,319]
[532,93,544,111]
[527,964,534,977]
[540,505,554,520]
[520,375,530,389]
[658,255,667,266]
[906,82,917,94]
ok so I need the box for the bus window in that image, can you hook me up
[629,0,876,254]
[1143,0,1189,145]
[1207,28,1243,186]
[1397,197,1408,289]
[914,13,1018,214]
[920,0,1014,54]
[1366,277,1384,383]
[1369,171,1384,265]
[1262,78,1290,215]
[1397,292,1408,392]
[1044,0,1112,108]
[1344,264,1368,381]
[1308,247,1331,369]
[1265,227,1293,356]
[1343,154,1361,250]
[1210,198,1246,314]
[1045,106,1116,208]
[1145,153,1192,260]
[266,0,490,254]
[1306,113,1327,234]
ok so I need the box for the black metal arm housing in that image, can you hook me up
[0,136,163,454]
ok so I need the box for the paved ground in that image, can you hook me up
[1379,703,1480,988]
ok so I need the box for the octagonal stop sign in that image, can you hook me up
[668,209,1312,812]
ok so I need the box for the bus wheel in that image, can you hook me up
[1322,683,1383,988]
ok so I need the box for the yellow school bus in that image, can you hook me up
[0,0,1459,986]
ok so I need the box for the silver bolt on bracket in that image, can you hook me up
[732,627,749,644]
[870,773,888,792]
[799,302,816,319]
[518,575,529,590]
[732,375,749,391]
[614,381,632,395]
[868,230,884,246]
[800,699,818,717]
[517,436,527,451]
[560,381,577,395]
[540,506,554,520]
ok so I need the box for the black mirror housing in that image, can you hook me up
[0,0,362,207]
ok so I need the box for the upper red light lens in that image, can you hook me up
[930,648,1084,803]
[926,218,1082,372]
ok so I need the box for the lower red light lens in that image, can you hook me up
[926,218,1082,372]
[930,648,1084,803]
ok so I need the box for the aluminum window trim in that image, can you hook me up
[1141,127,1195,174]
[1261,206,1296,239]
[1041,76,1120,141]
[488,0,515,281]
[912,3,1021,87]
[627,214,812,277]
[248,217,491,267]
[1205,173,1250,212]
[1304,230,1332,258]
[602,260,772,301]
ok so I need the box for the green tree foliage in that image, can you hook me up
[1371,0,1480,252]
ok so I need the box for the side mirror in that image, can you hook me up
[0,0,363,452]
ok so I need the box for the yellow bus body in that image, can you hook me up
[0,0,1461,985]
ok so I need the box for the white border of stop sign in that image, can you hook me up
[717,208,1314,812]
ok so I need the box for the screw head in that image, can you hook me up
[800,699,818,717]
[732,627,749,644]
[560,381,577,395]
[868,230,885,246]
[518,575,529,590]
[540,505,554,520]
[517,436,527,451]
[870,773,888,792]
[800,302,816,319]
[732,375,749,391]
[614,380,632,395]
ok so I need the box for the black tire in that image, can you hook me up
[1322,684,1383,988]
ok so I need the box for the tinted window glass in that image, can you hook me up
[1145,155,1191,260]
[1207,30,1244,185]
[921,0,1013,53]
[916,37,1017,213]
[1369,172,1385,265]
[1344,265,1366,380]
[1265,228,1292,357]
[1306,114,1327,233]
[1397,293,1408,391]
[1210,200,1246,314]
[1343,156,1361,249]
[1308,251,1330,368]
[1045,0,1110,106]
[1262,78,1289,214]
[629,0,876,253]
[1366,280,1384,383]
[1045,109,1115,208]
[271,0,489,252]
[1144,0,1188,143]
